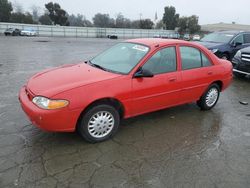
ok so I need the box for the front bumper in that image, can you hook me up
[18,86,80,132]
[233,69,250,75]
[232,58,250,76]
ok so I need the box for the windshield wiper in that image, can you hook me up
[85,60,123,75]
[87,60,107,71]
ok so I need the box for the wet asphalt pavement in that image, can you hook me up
[0,36,250,188]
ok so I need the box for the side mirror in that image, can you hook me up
[233,42,242,47]
[133,67,154,78]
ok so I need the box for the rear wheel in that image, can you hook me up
[77,104,120,143]
[197,84,220,110]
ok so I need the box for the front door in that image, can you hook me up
[131,46,182,116]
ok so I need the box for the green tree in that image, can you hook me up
[178,16,188,34]
[68,14,92,27]
[187,15,201,34]
[131,20,140,29]
[10,12,34,24]
[93,13,114,28]
[155,20,164,29]
[178,15,201,34]
[140,19,154,29]
[0,0,13,22]
[162,6,179,30]
[45,2,68,25]
[39,14,52,25]
[115,13,131,28]
[131,19,154,29]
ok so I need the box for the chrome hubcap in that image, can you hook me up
[205,88,219,107]
[88,111,114,138]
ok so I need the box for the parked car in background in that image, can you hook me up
[183,34,191,41]
[170,33,180,39]
[153,34,161,38]
[192,34,201,41]
[19,38,232,143]
[20,28,38,36]
[232,46,250,78]
[198,31,250,60]
[107,34,118,39]
[4,28,21,36]
[161,33,180,39]
[161,34,169,39]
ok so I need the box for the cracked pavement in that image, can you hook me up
[0,37,250,188]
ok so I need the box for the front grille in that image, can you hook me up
[241,53,250,65]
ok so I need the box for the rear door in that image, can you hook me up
[179,45,216,103]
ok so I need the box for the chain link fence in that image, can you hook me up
[0,22,176,38]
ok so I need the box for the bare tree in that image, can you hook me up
[30,5,41,23]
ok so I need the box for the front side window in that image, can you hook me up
[180,46,212,70]
[91,42,149,74]
[143,47,177,75]
[233,34,244,44]
[243,34,250,44]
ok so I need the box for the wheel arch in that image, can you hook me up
[76,97,125,128]
[211,80,223,91]
[221,51,230,59]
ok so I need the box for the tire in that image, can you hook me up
[77,104,120,143]
[233,71,245,78]
[221,53,229,60]
[197,84,220,111]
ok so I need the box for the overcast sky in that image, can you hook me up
[11,0,250,25]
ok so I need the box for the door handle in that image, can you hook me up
[169,77,177,82]
[207,71,213,75]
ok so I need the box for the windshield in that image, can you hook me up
[90,42,149,74]
[201,33,235,43]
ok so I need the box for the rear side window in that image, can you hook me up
[201,53,212,67]
[180,47,202,70]
[244,34,250,43]
[180,46,212,70]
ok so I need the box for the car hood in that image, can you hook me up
[240,46,250,53]
[196,41,223,49]
[27,63,122,97]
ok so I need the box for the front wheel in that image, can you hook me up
[221,53,229,60]
[197,84,220,110]
[77,104,120,143]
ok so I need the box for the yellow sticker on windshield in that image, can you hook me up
[132,45,148,52]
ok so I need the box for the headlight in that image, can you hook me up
[210,49,218,53]
[235,50,241,58]
[32,96,69,110]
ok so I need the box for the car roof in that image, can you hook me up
[126,38,191,48]
[215,30,248,35]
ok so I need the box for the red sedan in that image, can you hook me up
[19,38,232,142]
